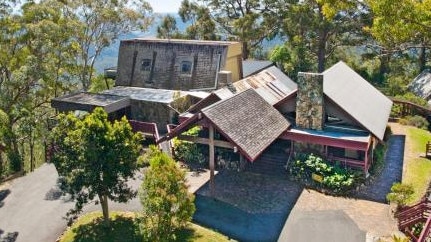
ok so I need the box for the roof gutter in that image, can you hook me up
[189,53,222,91]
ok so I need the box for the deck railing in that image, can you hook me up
[395,198,431,242]
[327,154,365,170]
[128,120,160,141]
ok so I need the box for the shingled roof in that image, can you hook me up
[202,89,291,161]
[323,61,392,141]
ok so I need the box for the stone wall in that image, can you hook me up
[296,72,324,130]
[129,100,176,133]
[116,40,231,91]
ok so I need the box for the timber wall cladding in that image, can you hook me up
[296,72,325,130]
[116,41,229,90]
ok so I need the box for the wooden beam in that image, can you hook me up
[177,135,235,149]
[209,124,215,197]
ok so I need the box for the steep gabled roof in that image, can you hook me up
[202,89,291,161]
[409,69,431,100]
[323,61,392,141]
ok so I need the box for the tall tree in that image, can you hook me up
[175,0,280,59]
[0,0,78,173]
[276,0,370,72]
[62,0,153,90]
[157,14,181,39]
[178,0,217,40]
[51,108,143,224]
[367,0,431,72]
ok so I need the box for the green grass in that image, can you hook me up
[403,127,431,203]
[59,211,232,242]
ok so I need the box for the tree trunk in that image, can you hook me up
[242,41,249,60]
[317,35,326,73]
[29,127,34,172]
[419,44,427,72]
[99,193,110,226]
[0,151,3,179]
[379,53,390,85]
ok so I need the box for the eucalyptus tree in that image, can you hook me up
[274,0,370,73]
[173,0,280,59]
[62,0,153,90]
[178,0,218,40]
[157,14,182,39]
[367,0,431,73]
[0,0,78,173]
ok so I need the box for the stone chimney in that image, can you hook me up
[296,72,324,130]
[217,70,232,88]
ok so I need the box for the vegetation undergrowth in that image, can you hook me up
[403,126,431,204]
[288,153,363,195]
[59,211,232,242]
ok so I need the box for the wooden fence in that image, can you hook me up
[391,98,431,118]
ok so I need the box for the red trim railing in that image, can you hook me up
[128,120,160,141]
[327,154,365,170]
[395,198,431,242]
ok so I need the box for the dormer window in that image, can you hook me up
[181,61,192,74]
[141,59,151,71]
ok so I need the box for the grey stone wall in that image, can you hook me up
[296,72,324,130]
[116,40,229,90]
[129,100,176,133]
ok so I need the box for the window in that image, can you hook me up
[181,61,192,74]
[141,59,151,71]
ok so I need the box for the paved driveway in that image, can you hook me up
[0,164,143,242]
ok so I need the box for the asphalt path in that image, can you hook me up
[0,163,143,242]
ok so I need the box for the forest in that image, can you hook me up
[0,0,429,179]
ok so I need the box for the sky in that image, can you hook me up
[146,0,183,13]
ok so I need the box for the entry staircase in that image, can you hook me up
[395,198,431,242]
[245,140,290,176]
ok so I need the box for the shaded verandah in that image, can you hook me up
[281,128,374,174]
[157,90,375,198]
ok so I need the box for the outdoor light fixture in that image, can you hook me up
[233,146,238,153]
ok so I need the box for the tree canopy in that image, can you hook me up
[51,107,143,224]
[0,0,152,179]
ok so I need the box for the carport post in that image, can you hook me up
[209,124,215,197]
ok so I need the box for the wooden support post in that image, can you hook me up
[239,154,244,171]
[364,151,368,176]
[209,124,215,197]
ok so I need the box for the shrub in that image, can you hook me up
[399,115,429,130]
[386,182,414,206]
[138,145,160,167]
[139,150,195,241]
[172,126,206,165]
[369,143,386,175]
[288,153,361,194]
[7,151,22,173]
[384,125,393,142]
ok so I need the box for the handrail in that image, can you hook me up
[128,120,159,141]
[395,198,431,242]
[390,97,431,117]
[418,215,431,242]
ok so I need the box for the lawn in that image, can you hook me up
[59,211,232,242]
[403,126,431,203]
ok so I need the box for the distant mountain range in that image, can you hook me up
[95,14,283,73]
